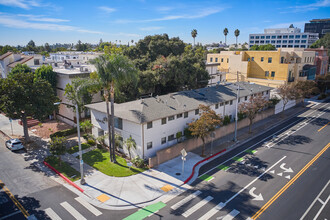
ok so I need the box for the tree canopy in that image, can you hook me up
[249,44,276,51]
[34,65,57,93]
[310,33,330,49]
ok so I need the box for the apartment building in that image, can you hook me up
[207,48,316,88]
[86,82,272,159]
[249,27,318,49]
[306,47,329,76]
[48,51,102,64]
[304,18,330,38]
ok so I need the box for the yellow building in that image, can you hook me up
[207,48,316,88]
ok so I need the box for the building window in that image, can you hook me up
[230,100,233,105]
[195,109,199,115]
[147,142,152,149]
[266,90,269,94]
[266,36,270,39]
[266,40,270,43]
[255,36,260,39]
[161,118,166,125]
[295,35,300,38]
[271,36,276,39]
[161,137,166,144]
[177,113,182,118]
[250,36,255,39]
[261,57,264,62]
[245,96,247,101]
[255,41,259,44]
[302,35,307,38]
[215,104,219,109]
[288,45,293,48]
[276,45,281,48]
[210,58,213,62]
[271,40,275,44]
[289,35,294,39]
[277,35,282,39]
[168,134,175,141]
[281,57,284,63]
[147,122,152,129]
[220,102,224,106]
[168,115,175,121]
[283,35,288,39]
[300,45,306,48]
[301,40,306,43]
[289,40,293,43]
[265,71,269,77]
[295,40,300,43]
[277,40,281,43]
[225,101,229,105]
[115,118,123,130]
[271,71,275,77]
[184,112,188,118]
[268,57,272,63]
[247,58,250,61]
[260,40,264,43]
[252,57,254,61]
[294,45,299,48]
[261,36,265,39]
[282,45,287,48]
[283,40,287,43]
[215,58,218,62]
[227,58,229,63]
[221,58,224,62]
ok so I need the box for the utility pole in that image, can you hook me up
[234,71,239,142]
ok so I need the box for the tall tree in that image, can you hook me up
[34,65,57,93]
[44,43,51,52]
[124,136,136,160]
[8,64,32,77]
[292,81,319,106]
[234,29,240,48]
[27,40,36,48]
[223,28,229,45]
[188,105,221,157]
[49,136,67,166]
[277,84,295,113]
[191,29,198,47]
[239,94,269,133]
[90,54,138,163]
[0,72,57,142]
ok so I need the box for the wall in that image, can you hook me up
[149,108,275,167]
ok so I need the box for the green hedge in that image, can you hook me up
[50,127,81,139]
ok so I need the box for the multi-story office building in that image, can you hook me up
[249,27,318,49]
[207,48,316,88]
[304,18,330,38]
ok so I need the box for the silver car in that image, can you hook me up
[5,139,24,151]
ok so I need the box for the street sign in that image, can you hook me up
[9,118,12,122]
[181,157,186,161]
[181,149,187,157]
[80,160,84,165]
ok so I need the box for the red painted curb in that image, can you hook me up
[43,161,84,193]
[183,148,227,184]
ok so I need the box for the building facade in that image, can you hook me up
[304,19,330,38]
[306,47,329,76]
[207,48,316,87]
[249,27,318,49]
[86,83,272,159]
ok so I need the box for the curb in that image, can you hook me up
[43,161,84,193]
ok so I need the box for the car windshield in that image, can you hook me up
[13,142,22,145]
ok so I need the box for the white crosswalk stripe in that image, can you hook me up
[171,191,201,210]
[75,197,102,216]
[44,208,62,220]
[197,202,225,220]
[182,195,213,218]
[60,201,87,220]
[222,209,240,220]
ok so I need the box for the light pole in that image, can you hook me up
[234,83,240,142]
[75,102,85,185]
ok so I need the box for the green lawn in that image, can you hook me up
[81,149,148,177]
[45,156,80,182]
[67,143,91,154]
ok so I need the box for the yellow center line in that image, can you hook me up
[251,142,330,219]
[0,179,30,218]
[318,122,330,132]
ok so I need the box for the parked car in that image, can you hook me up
[5,139,24,151]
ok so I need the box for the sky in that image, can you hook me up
[0,0,329,46]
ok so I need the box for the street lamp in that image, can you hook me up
[233,83,240,142]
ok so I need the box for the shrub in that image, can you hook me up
[96,144,103,150]
[238,112,246,121]
[50,127,81,139]
[176,131,182,139]
[269,97,280,108]
[223,115,231,125]
[82,133,89,141]
[184,127,192,138]
[131,156,145,168]
[38,122,43,127]
[87,139,96,146]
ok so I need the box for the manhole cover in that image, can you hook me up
[175,173,181,176]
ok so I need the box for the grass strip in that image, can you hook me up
[45,156,80,181]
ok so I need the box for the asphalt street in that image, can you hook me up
[146,100,330,220]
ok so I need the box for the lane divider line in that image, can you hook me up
[251,142,330,219]
[318,122,330,132]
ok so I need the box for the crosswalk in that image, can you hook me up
[44,197,102,220]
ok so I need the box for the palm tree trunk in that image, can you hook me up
[21,112,30,142]
[236,37,238,48]
[193,38,195,47]
[110,82,117,163]
[105,92,113,162]
[225,36,227,45]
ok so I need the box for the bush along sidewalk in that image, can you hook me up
[67,143,91,154]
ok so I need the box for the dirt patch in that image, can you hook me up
[29,120,73,139]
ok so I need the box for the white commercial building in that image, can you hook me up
[48,52,103,64]
[86,82,272,159]
[249,27,318,49]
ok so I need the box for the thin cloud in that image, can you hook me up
[0,14,102,34]
[0,0,40,9]
[98,6,116,14]
[114,7,224,24]
[288,0,330,12]
[17,14,69,22]
[156,6,174,12]
[139,26,163,31]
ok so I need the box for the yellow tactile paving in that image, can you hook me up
[161,184,174,192]
[97,194,110,202]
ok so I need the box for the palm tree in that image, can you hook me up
[124,136,136,160]
[223,28,228,45]
[234,29,240,48]
[191,29,198,47]
[131,40,134,44]
[90,54,138,163]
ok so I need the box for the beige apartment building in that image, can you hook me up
[207,49,316,88]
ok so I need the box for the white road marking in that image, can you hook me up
[277,172,283,176]
[249,187,264,201]
[300,180,330,220]
[44,208,62,220]
[270,170,275,174]
[60,201,87,220]
[197,202,225,220]
[182,195,213,218]
[285,175,291,179]
[0,210,22,220]
[314,195,330,220]
[260,167,265,171]
[75,197,102,216]
[280,163,293,173]
[222,209,240,220]
[171,191,201,210]
[317,198,325,205]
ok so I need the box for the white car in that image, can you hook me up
[5,139,24,151]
